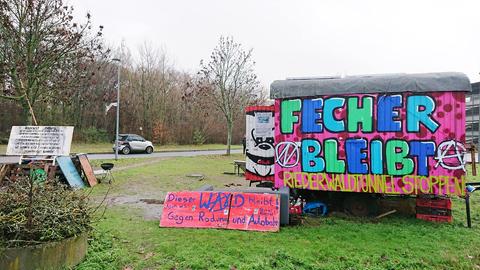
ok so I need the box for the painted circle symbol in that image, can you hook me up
[434,140,466,171]
[275,141,300,168]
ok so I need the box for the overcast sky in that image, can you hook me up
[70,0,480,87]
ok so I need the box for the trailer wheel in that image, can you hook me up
[343,195,372,217]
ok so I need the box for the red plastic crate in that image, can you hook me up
[416,197,452,210]
[416,207,451,216]
[289,205,302,215]
[416,213,452,223]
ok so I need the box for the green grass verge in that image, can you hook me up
[79,204,480,270]
[89,157,160,169]
[87,154,245,198]
[0,143,241,155]
[76,155,480,270]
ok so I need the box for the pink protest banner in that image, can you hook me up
[160,191,281,232]
[227,192,280,232]
[160,191,229,229]
[274,92,467,196]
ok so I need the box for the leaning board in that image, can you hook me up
[226,192,280,231]
[160,192,229,229]
[57,156,85,189]
[160,191,280,232]
[78,154,97,187]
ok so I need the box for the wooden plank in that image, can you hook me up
[47,165,58,180]
[0,164,10,183]
[57,156,85,189]
[77,154,97,187]
[375,209,397,219]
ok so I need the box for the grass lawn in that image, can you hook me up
[75,155,480,270]
[0,143,241,155]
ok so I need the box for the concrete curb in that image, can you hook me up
[0,148,242,157]
[0,232,88,270]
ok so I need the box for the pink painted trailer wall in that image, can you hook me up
[270,73,472,196]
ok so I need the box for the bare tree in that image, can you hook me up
[135,43,172,140]
[199,36,260,155]
[0,0,108,124]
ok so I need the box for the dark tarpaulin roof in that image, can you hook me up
[270,72,472,99]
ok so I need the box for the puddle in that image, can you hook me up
[140,199,164,204]
[102,194,165,221]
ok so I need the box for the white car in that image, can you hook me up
[113,134,154,154]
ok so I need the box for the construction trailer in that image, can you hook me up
[245,105,275,185]
[247,72,472,221]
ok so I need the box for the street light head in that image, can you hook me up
[112,58,121,62]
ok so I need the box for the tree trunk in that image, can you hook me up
[226,119,233,155]
[20,99,33,125]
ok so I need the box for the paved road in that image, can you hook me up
[0,149,242,164]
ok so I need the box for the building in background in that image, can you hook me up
[466,82,480,148]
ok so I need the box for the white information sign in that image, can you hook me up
[255,112,273,137]
[6,126,74,156]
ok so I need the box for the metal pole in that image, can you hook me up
[466,194,472,228]
[472,145,477,176]
[113,58,121,160]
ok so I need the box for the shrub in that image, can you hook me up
[0,137,8,144]
[79,127,110,143]
[152,121,170,144]
[0,177,91,248]
[192,129,206,145]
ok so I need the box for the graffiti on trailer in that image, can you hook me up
[245,106,275,181]
[274,92,467,196]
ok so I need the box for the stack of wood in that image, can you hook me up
[0,163,58,183]
[0,154,97,189]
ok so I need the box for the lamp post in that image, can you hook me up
[112,58,121,160]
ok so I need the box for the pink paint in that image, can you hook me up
[160,191,229,229]
[274,92,466,196]
[227,192,280,232]
[160,191,280,232]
